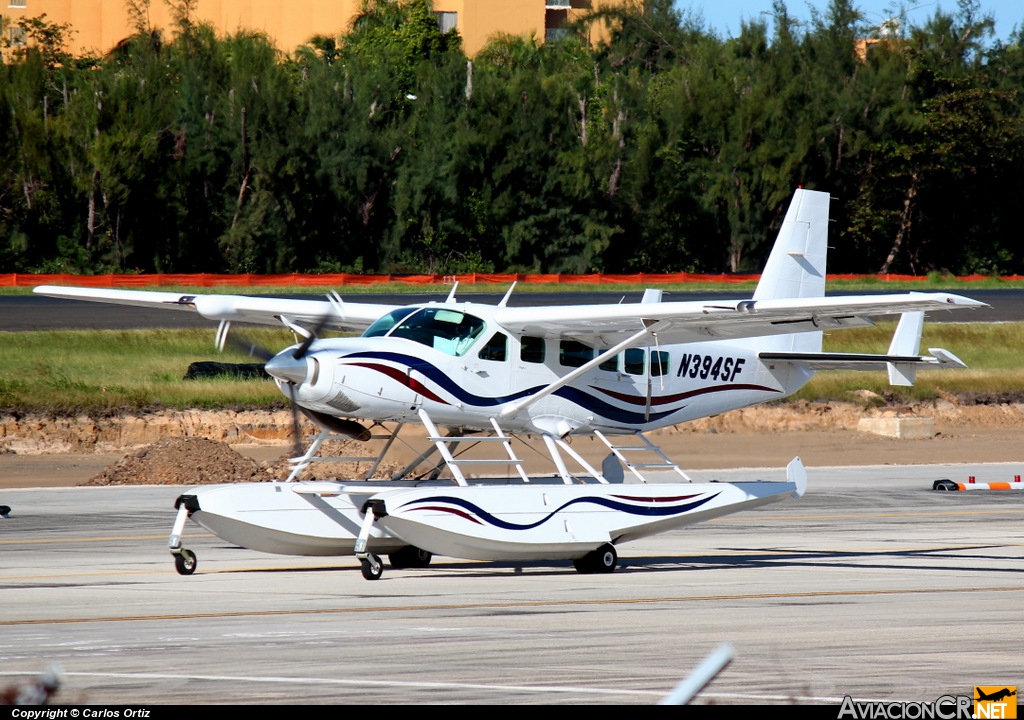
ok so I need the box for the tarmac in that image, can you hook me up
[1,464,1022,705]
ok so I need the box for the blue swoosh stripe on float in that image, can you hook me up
[396,493,720,531]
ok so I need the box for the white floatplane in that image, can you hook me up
[36,188,984,579]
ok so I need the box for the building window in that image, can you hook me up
[545,8,568,42]
[8,25,26,46]
[8,0,27,8]
[434,11,457,34]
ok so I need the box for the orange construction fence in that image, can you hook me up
[4,271,1022,288]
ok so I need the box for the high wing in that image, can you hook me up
[493,292,986,347]
[32,286,399,333]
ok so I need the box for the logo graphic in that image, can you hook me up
[975,687,1017,719]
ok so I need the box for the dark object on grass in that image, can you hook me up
[184,362,270,380]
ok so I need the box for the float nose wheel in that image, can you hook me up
[174,549,198,575]
[355,500,387,580]
[169,499,197,575]
[360,553,383,580]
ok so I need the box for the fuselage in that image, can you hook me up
[269,302,816,436]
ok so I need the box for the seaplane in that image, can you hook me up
[34,189,985,580]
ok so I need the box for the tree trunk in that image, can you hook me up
[879,173,918,274]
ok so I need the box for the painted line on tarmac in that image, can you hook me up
[2,584,1022,627]
[0,533,213,545]
[4,506,1020,546]
[0,670,853,703]
[715,508,1024,522]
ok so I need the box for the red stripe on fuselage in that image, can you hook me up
[591,383,780,407]
[348,362,451,405]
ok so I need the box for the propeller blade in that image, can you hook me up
[286,381,304,457]
[292,314,333,359]
[301,410,372,441]
[225,333,275,362]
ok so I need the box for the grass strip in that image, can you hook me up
[1,323,1020,414]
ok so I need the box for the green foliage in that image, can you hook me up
[1,0,1023,276]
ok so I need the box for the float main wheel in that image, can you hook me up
[594,544,617,573]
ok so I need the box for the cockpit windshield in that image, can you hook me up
[362,308,419,338]
[367,307,486,356]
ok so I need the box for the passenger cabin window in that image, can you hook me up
[559,340,594,368]
[369,307,485,357]
[652,350,670,377]
[478,332,508,362]
[624,348,645,375]
[520,336,545,363]
[599,355,618,372]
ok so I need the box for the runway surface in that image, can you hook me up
[1,464,1022,705]
[4,288,1020,330]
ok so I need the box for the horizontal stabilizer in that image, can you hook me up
[759,348,967,375]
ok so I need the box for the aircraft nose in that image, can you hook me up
[264,351,309,385]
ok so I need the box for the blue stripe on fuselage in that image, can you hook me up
[346,351,681,425]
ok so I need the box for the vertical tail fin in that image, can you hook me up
[753,189,831,301]
[753,189,831,353]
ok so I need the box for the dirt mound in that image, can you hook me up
[86,436,405,486]
[86,437,273,486]
[261,439,405,481]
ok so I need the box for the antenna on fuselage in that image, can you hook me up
[497,282,516,308]
[445,282,459,304]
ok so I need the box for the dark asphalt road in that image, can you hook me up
[2,288,1018,331]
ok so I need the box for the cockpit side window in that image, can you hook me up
[386,308,486,356]
[478,332,508,361]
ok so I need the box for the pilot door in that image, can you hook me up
[593,348,670,423]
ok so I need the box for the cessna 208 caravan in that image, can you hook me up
[35,189,984,580]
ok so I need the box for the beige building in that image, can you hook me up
[2,0,608,58]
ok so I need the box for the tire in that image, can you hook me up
[594,544,617,574]
[174,549,197,575]
[389,546,433,570]
[573,555,595,574]
[933,479,957,492]
[360,554,383,580]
